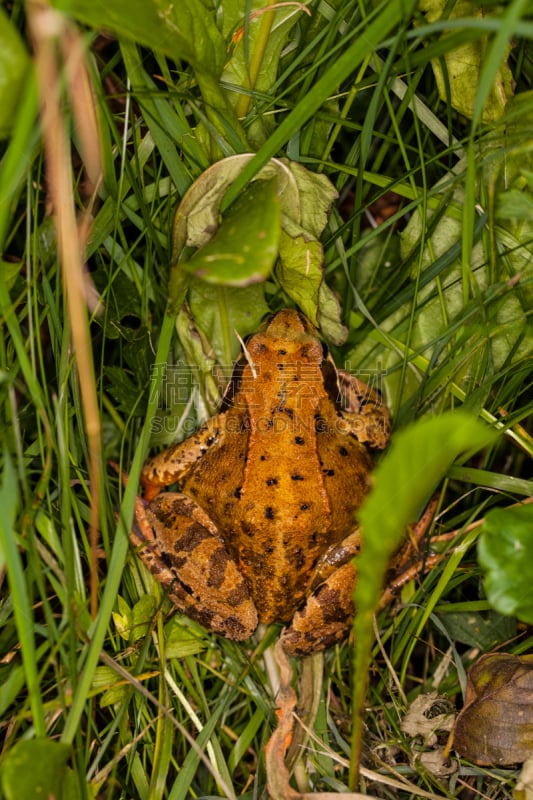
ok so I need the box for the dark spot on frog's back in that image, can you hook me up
[339,446,349,457]
[294,436,305,446]
[264,506,275,520]
[266,477,278,486]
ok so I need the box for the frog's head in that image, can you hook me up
[221,308,334,409]
[262,308,317,340]
[253,308,328,359]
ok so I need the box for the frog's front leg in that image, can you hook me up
[141,414,225,501]
[279,532,360,656]
[132,491,258,640]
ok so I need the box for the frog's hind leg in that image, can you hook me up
[132,493,258,641]
[279,561,356,656]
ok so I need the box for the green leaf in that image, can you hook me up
[478,504,533,624]
[165,617,207,659]
[288,162,338,240]
[438,609,516,650]
[356,412,496,618]
[276,231,323,324]
[419,0,513,123]
[93,666,129,708]
[53,0,226,75]
[0,7,30,139]
[131,595,158,642]
[180,178,281,286]
[351,412,497,772]
[105,366,146,416]
[188,281,270,364]
[169,155,296,311]
[0,739,72,800]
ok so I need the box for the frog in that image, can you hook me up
[131,308,391,656]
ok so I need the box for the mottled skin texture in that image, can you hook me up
[132,309,391,655]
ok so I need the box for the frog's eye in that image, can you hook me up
[221,353,247,409]
[321,357,340,404]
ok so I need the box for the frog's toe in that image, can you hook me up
[280,562,355,656]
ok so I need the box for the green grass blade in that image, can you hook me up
[0,451,45,736]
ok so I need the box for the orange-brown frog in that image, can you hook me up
[132,309,391,655]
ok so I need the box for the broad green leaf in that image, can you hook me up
[188,280,270,364]
[478,504,533,624]
[356,412,496,618]
[439,609,515,650]
[112,595,158,644]
[276,230,323,325]
[180,178,281,286]
[276,226,346,345]
[288,162,338,240]
[351,413,497,770]
[419,0,513,123]
[169,155,296,311]
[171,155,299,259]
[112,595,132,641]
[170,155,343,339]
[53,0,226,75]
[317,281,348,345]
[0,8,30,139]
[0,739,72,800]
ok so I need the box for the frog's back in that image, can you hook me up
[181,309,373,623]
